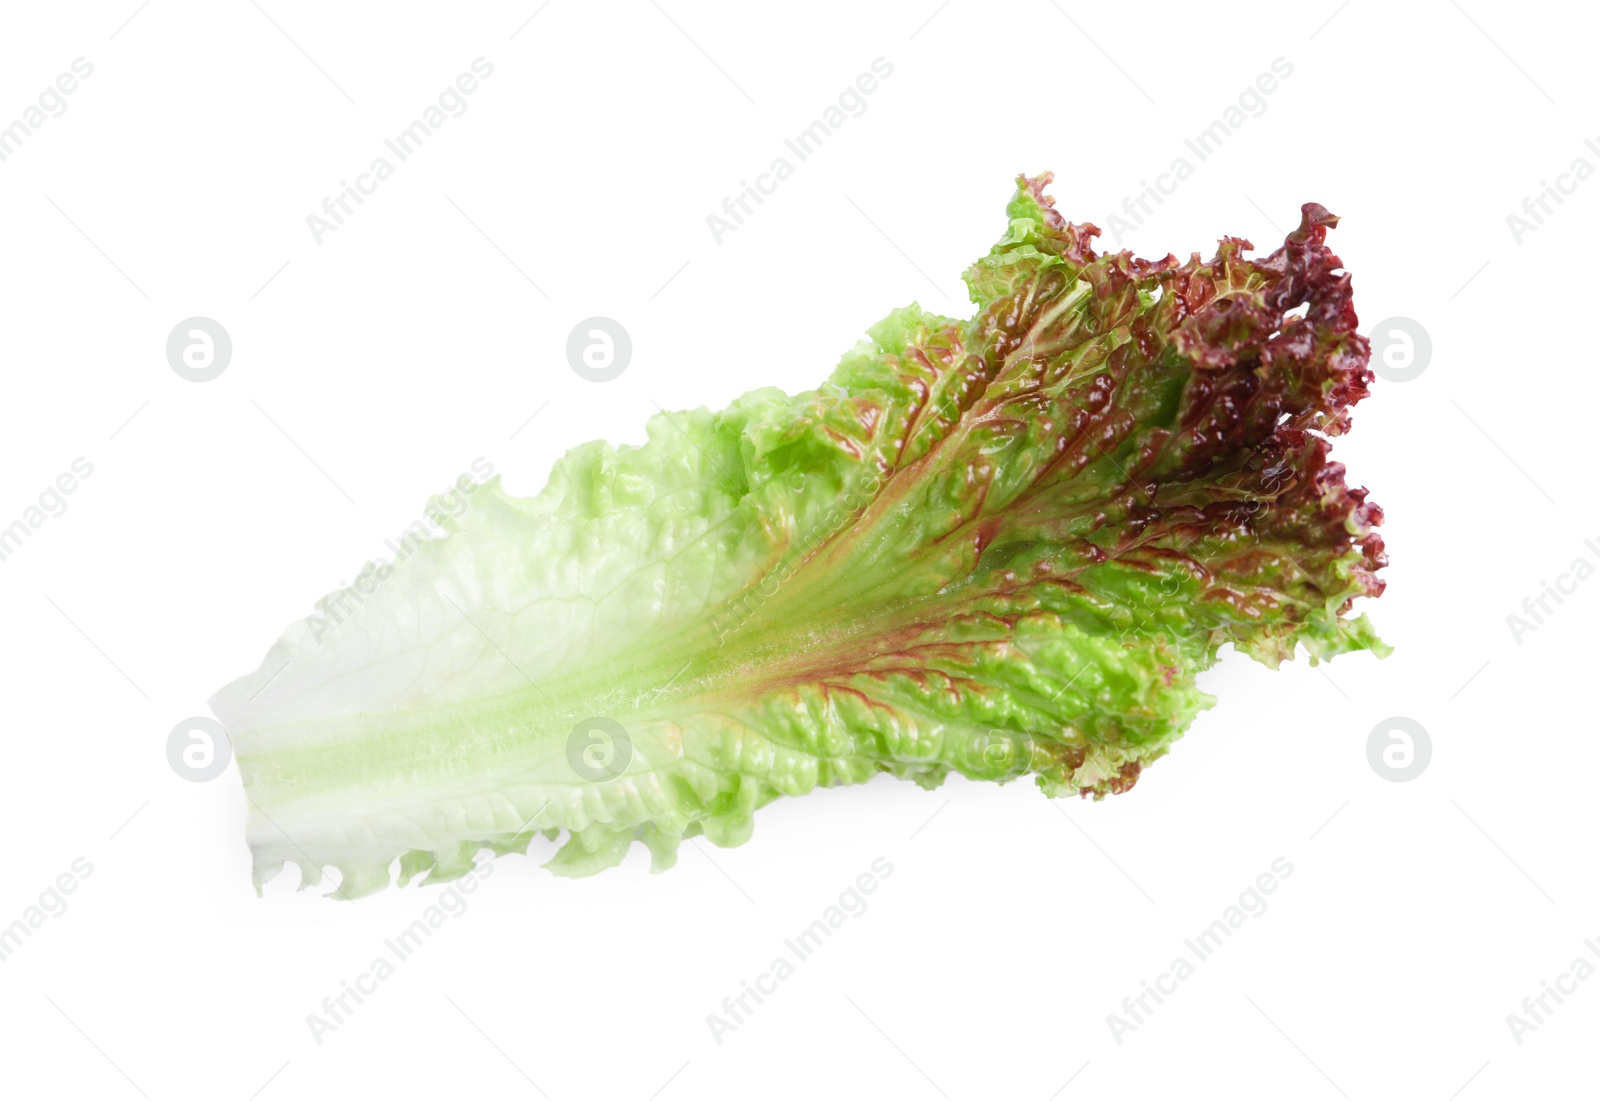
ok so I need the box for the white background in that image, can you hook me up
[0,2,1593,1098]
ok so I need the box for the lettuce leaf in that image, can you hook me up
[211,174,1387,897]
